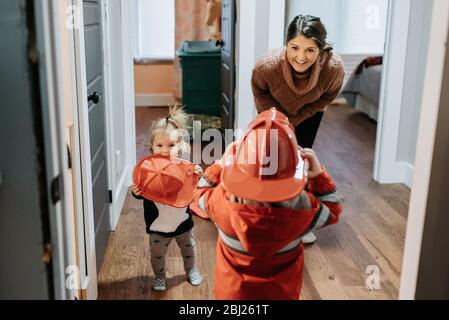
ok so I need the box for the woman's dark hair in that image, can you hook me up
[286,15,332,52]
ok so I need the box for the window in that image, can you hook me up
[136,0,175,60]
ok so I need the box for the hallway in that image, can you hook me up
[97,103,409,300]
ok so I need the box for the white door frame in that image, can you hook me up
[55,0,91,300]
[37,0,75,300]
[373,0,413,185]
[121,0,137,191]
[119,0,137,226]
[399,0,449,299]
[39,0,102,300]
[110,0,136,229]
[63,0,93,299]
[101,0,136,231]
[66,0,135,299]
[70,0,101,299]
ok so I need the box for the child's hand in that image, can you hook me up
[194,164,203,178]
[131,184,142,196]
[301,148,323,178]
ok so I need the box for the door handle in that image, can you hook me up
[88,92,100,104]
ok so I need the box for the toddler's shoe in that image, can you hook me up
[152,278,167,292]
[302,231,317,245]
[187,268,203,286]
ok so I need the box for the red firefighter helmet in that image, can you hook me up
[133,155,199,208]
[222,108,308,202]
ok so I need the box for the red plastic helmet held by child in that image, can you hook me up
[132,155,199,208]
[222,108,308,202]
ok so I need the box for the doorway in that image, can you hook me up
[61,0,441,300]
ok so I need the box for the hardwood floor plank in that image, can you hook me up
[303,245,350,300]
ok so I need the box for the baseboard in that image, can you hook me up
[375,161,415,188]
[400,162,415,188]
[135,94,175,107]
[109,166,131,231]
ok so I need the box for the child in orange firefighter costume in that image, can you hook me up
[189,108,342,300]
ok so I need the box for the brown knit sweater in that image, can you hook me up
[251,48,345,126]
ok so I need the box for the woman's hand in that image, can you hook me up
[131,184,142,196]
[301,148,323,178]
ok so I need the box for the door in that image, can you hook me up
[220,0,236,137]
[83,0,110,272]
[0,0,53,299]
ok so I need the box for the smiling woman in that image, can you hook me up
[251,15,345,148]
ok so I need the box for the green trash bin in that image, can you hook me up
[177,41,221,116]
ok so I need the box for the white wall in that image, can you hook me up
[137,0,175,59]
[286,0,341,51]
[268,0,286,49]
[235,0,285,132]
[286,0,387,54]
[235,0,257,133]
[339,0,388,54]
[254,0,270,57]
[397,0,434,165]
[254,0,286,54]
[129,0,140,58]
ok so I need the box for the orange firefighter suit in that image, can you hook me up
[190,163,342,300]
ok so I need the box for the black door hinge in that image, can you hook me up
[109,190,113,204]
[50,174,62,204]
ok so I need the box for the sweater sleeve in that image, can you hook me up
[251,66,282,113]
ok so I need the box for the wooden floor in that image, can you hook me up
[97,104,410,300]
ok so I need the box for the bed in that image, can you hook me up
[341,57,383,122]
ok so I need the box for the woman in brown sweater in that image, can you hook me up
[252,15,345,147]
[251,15,344,244]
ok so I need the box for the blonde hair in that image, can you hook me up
[146,105,189,152]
